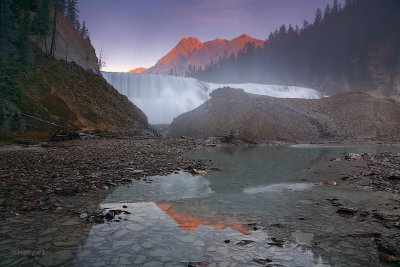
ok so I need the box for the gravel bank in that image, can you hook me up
[0,137,211,217]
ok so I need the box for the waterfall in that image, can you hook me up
[101,72,322,124]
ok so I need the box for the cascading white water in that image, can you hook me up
[101,72,323,124]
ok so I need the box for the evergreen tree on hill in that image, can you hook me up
[66,0,79,26]
[188,0,400,96]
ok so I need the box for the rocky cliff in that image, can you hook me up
[1,47,153,136]
[146,34,264,76]
[167,87,400,142]
[36,8,99,71]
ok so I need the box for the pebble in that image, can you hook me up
[126,223,144,231]
[149,248,170,257]
[179,235,196,243]
[134,255,147,264]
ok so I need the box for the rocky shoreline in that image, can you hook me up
[1,138,400,218]
[0,137,211,218]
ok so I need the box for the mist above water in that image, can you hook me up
[101,72,323,124]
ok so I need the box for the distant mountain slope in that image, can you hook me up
[167,87,400,141]
[146,34,264,76]
[129,68,147,73]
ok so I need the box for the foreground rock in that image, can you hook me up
[0,138,209,217]
[342,152,400,193]
[167,87,400,142]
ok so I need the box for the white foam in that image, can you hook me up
[101,72,323,124]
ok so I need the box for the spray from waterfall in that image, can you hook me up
[101,72,322,124]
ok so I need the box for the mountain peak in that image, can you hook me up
[238,34,251,39]
[232,34,254,42]
[128,68,147,73]
[177,37,202,48]
[146,34,264,75]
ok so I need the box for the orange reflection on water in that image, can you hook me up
[156,202,249,234]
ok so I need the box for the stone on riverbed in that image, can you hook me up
[337,207,359,214]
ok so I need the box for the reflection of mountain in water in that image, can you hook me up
[103,172,212,203]
[156,201,249,233]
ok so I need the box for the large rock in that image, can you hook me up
[167,87,400,141]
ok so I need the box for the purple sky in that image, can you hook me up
[79,0,337,72]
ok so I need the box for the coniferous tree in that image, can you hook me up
[0,0,15,60]
[314,8,322,25]
[31,0,51,52]
[80,20,88,38]
[65,0,79,25]
[74,19,80,31]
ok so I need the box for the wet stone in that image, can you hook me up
[39,227,58,236]
[143,261,163,267]
[193,240,205,247]
[119,257,131,265]
[131,244,141,252]
[38,236,53,244]
[142,241,153,248]
[149,248,170,257]
[91,261,107,267]
[62,219,80,226]
[134,255,147,264]
[113,229,128,239]
[179,235,196,243]
[126,223,144,231]
[53,240,80,246]
[112,240,132,249]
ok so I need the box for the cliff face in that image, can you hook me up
[1,48,153,136]
[146,34,264,75]
[167,88,400,141]
[36,8,99,71]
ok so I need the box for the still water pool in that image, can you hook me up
[72,145,400,266]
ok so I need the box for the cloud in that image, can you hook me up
[173,0,259,27]
[180,0,258,11]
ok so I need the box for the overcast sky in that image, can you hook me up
[79,0,337,72]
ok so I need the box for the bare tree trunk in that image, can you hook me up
[50,7,57,57]
[44,38,48,54]
[65,41,69,61]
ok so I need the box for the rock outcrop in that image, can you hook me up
[167,87,400,141]
[36,8,99,71]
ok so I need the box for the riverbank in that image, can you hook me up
[1,138,400,218]
[0,137,211,218]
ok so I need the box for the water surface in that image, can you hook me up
[73,145,400,266]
